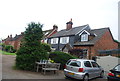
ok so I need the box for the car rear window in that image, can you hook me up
[114,64,120,71]
[69,61,81,67]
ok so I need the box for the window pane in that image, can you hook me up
[91,62,99,67]
[114,65,120,71]
[81,34,88,41]
[69,61,81,67]
[60,37,69,44]
[84,61,92,67]
[51,38,58,44]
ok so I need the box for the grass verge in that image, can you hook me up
[0,50,16,55]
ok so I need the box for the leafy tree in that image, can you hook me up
[16,22,49,71]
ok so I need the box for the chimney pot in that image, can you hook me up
[53,25,58,30]
[66,19,73,30]
[10,34,12,38]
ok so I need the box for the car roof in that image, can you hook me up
[69,59,95,62]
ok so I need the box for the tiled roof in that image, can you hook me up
[12,34,23,41]
[50,24,88,38]
[74,28,109,46]
[43,29,53,38]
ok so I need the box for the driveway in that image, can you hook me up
[2,54,64,79]
[2,54,107,81]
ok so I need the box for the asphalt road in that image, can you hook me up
[2,54,107,81]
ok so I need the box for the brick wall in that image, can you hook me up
[94,29,118,56]
[74,46,94,59]
[14,35,24,50]
[73,29,118,59]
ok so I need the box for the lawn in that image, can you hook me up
[0,50,16,55]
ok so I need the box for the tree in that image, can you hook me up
[16,22,49,71]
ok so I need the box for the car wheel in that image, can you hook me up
[83,75,89,81]
[64,75,70,79]
[100,71,104,78]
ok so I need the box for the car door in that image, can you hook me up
[91,61,101,77]
[84,61,94,79]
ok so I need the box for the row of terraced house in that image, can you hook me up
[2,19,119,59]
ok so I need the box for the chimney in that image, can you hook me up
[10,34,12,38]
[21,32,24,35]
[53,24,58,30]
[8,35,9,38]
[66,18,73,30]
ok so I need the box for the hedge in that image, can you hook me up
[49,51,77,69]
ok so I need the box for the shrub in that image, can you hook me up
[2,43,5,51]
[41,43,51,52]
[4,45,16,53]
[49,51,77,69]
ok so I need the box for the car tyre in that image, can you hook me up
[65,75,70,79]
[100,71,104,78]
[83,75,89,81]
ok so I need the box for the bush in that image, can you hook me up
[49,51,77,69]
[4,45,16,53]
[41,43,51,52]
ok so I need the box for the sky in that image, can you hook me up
[0,0,119,40]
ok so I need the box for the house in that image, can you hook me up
[3,25,58,50]
[48,19,91,51]
[74,27,118,59]
[2,32,24,50]
[41,25,58,43]
[48,20,118,59]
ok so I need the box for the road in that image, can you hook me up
[2,54,107,81]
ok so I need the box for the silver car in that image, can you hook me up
[64,59,104,81]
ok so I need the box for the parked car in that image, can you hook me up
[64,59,104,81]
[107,64,120,81]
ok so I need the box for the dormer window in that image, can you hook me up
[81,34,88,41]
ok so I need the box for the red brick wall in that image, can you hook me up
[74,46,94,59]
[94,29,118,56]
[74,29,118,59]
[14,35,24,50]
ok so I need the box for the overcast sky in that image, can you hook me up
[0,0,119,40]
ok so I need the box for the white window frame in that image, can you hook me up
[81,34,88,41]
[60,37,69,44]
[51,38,58,44]
[44,38,48,43]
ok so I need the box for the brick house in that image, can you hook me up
[3,25,58,50]
[48,20,118,59]
[74,28,118,59]
[2,32,24,50]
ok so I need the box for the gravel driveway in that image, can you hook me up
[2,54,64,79]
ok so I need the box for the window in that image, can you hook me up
[51,38,58,44]
[84,61,92,67]
[69,61,81,67]
[114,65,120,71]
[81,34,88,41]
[60,37,69,44]
[44,38,48,43]
[91,62,99,68]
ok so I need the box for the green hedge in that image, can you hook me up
[49,51,77,69]
[4,45,16,53]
